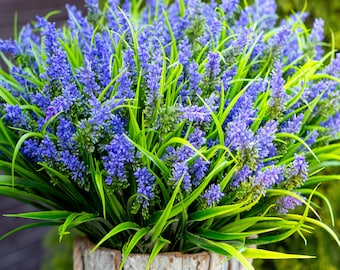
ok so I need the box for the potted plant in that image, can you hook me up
[0,0,339,269]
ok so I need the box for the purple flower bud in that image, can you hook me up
[275,195,302,214]
[203,184,224,206]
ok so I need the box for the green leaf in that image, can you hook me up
[0,221,61,241]
[286,214,340,247]
[98,67,128,101]
[158,137,208,162]
[91,222,140,252]
[0,186,59,209]
[304,175,340,186]
[149,178,182,242]
[196,227,279,241]
[4,210,72,221]
[276,132,319,162]
[220,217,283,233]
[184,232,254,270]
[145,237,170,270]
[298,188,335,226]
[124,134,169,177]
[121,227,150,269]
[11,132,43,186]
[58,212,98,242]
[169,160,233,218]
[189,201,248,222]
[0,84,19,105]
[242,248,315,259]
[94,164,106,219]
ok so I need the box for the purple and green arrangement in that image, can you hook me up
[0,0,340,268]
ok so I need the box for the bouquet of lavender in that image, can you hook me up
[0,0,339,268]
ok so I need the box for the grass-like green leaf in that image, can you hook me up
[91,221,140,252]
[145,237,171,270]
[4,210,71,220]
[242,248,315,259]
[121,227,150,269]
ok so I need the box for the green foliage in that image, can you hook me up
[0,1,339,269]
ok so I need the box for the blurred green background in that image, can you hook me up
[40,1,340,269]
[277,0,340,50]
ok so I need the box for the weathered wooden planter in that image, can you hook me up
[73,237,251,270]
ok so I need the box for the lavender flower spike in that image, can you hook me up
[135,167,155,209]
[268,62,287,118]
[203,184,224,207]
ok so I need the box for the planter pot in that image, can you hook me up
[73,237,252,270]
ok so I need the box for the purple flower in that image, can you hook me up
[171,162,191,192]
[145,52,162,112]
[292,154,308,179]
[324,53,340,76]
[198,16,222,45]
[268,25,291,50]
[280,114,304,134]
[77,58,100,96]
[220,66,237,92]
[232,165,252,187]
[305,130,319,147]
[321,112,340,139]
[231,27,253,53]
[237,0,277,30]
[45,96,68,120]
[226,120,254,152]
[35,17,59,55]
[56,118,76,150]
[275,195,302,214]
[109,115,126,135]
[58,150,86,185]
[178,37,192,68]
[189,157,209,187]
[182,62,202,100]
[253,165,285,189]
[309,18,324,60]
[116,49,136,100]
[229,93,256,126]
[85,0,99,11]
[285,154,308,188]
[254,0,277,30]
[137,27,152,71]
[255,120,278,159]
[4,105,29,129]
[135,167,155,208]
[180,105,211,124]
[40,136,57,161]
[188,128,206,149]
[66,4,93,50]
[221,0,239,16]
[10,66,35,92]
[206,52,220,78]
[103,134,135,185]
[88,98,118,131]
[22,139,43,162]
[203,184,224,206]
[30,92,50,111]
[45,48,72,86]
[0,38,19,55]
[268,62,287,117]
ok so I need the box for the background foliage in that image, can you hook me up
[277,0,340,49]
